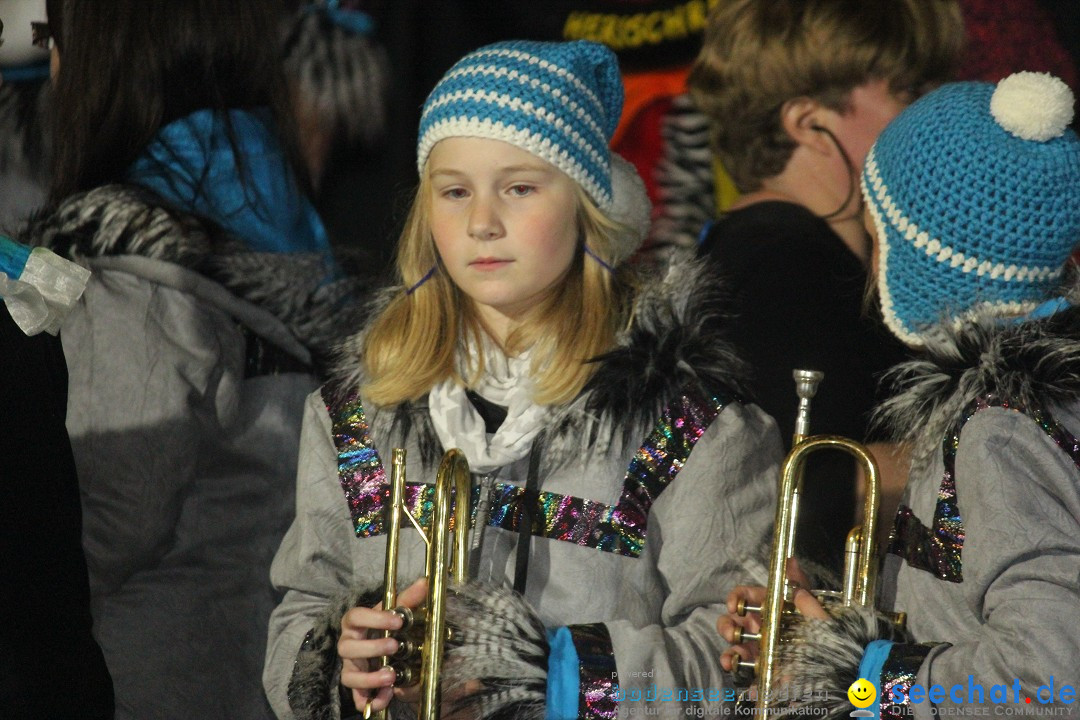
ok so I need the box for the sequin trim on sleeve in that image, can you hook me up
[886,395,1080,582]
[569,623,619,720]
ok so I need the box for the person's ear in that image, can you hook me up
[780,97,834,155]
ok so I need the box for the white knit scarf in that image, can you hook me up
[427,334,552,474]
[428,335,550,474]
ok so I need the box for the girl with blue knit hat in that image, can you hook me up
[720,72,1080,717]
[265,39,782,719]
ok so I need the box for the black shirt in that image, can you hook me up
[700,201,908,569]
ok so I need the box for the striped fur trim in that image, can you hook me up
[649,94,715,257]
[444,582,548,720]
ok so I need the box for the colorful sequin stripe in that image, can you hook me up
[887,395,1080,582]
[323,388,390,538]
[569,623,619,720]
[325,389,728,549]
[879,643,938,718]
[485,391,727,556]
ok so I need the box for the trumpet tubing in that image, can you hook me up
[735,369,895,713]
[373,448,472,720]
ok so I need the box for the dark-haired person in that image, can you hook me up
[17,1,357,717]
[687,0,963,571]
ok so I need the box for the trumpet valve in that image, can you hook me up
[393,665,417,687]
[735,598,761,616]
[392,639,418,661]
[731,626,760,644]
[392,606,416,631]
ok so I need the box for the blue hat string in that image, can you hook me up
[406,265,437,295]
[584,245,614,273]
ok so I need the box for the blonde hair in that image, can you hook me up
[362,172,636,408]
[687,0,963,192]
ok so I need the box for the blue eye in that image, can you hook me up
[509,184,534,197]
[442,188,468,199]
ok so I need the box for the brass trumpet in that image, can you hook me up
[733,369,901,712]
[370,448,472,720]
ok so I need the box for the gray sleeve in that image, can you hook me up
[63,269,244,593]
[607,400,781,717]
[917,408,1080,703]
[264,390,366,719]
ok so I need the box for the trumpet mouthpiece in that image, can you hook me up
[793,369,824,400]
[792,370,825,441]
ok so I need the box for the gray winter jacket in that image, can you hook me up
[777,311,1080,717]
[263,261,783,719]
[22,184,354,720]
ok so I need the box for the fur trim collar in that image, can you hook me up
[873,307,1080,462]
[20,183,362,371]
[328,258,751,463]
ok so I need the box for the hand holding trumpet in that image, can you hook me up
[339,578,428,715]
[717,559,826,673]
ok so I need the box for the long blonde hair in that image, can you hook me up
[362,171,636,408]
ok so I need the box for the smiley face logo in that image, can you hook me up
[848,678,877,708]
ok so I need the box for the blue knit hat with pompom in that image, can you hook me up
[862,72,1080,345]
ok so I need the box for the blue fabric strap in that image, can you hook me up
[0,235,32,281]
[127,108,331,257]
[857,639,894,720]
[1027,295,1072,320]
[545,626,580,720]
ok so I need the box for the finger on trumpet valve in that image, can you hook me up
[731,626,760,644]
[735,598,761,616]
[392,606,415,631]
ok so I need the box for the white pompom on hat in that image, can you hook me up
[990,71,1075,142]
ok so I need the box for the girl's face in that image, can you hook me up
[427,137,580,340]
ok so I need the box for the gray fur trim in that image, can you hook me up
[444,582,548,720]
[0,81,49,184]
[288,588,382,720]
[871,304,1080,463]
[281,6,389,148]
[778,605,913,719]
[544,256,750,461]
[649,94,716,259]
[20,183,364,372]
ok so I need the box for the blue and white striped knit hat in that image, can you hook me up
[417,40,624,212]
[863,72,1080,345]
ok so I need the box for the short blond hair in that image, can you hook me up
[687,0,963,192]
[361,172,636,408]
